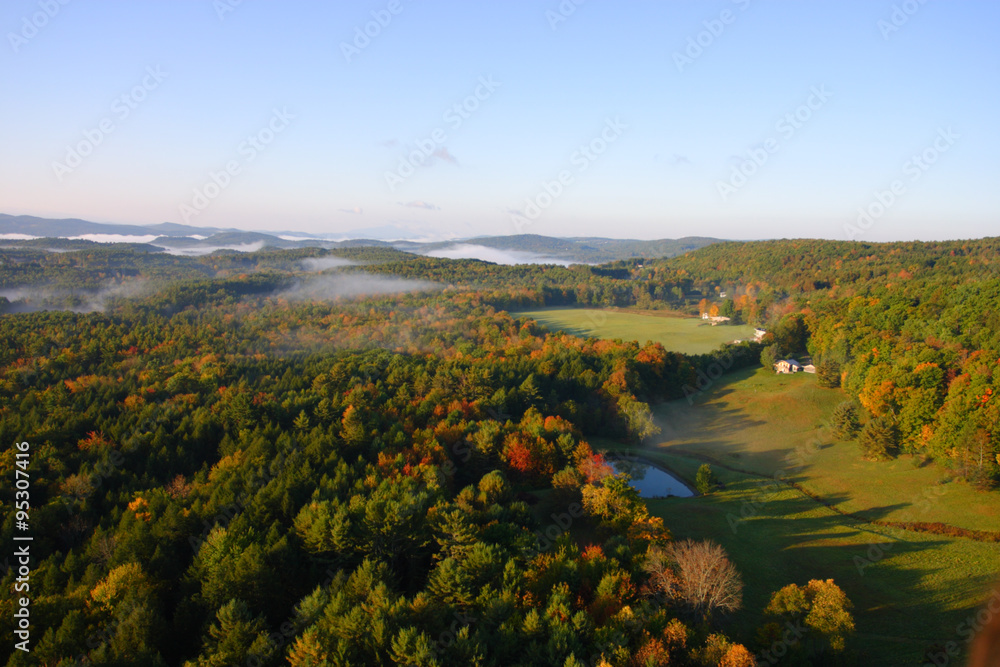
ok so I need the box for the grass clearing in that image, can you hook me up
[593,444,1000,665]
[511,307,756,355]
[591,366,1000,664]
[652,366,1000,534]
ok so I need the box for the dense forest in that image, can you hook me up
[641,239,1000,485]
[1,236,997,665]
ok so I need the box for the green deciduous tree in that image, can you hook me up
[695,464,718,494]
[760,344,781,369]
[765,579,854,654]
[774,314,808,356]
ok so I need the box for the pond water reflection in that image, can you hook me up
[611,458,694,498]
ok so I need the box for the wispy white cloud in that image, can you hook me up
[68,234,160,243]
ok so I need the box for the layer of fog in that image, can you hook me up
[157,241,267,256]
[299,257,357,271]
[425,243,575,266]
[0,280,149,313]
[68,234,161,244]
[279,234,326,241]
[280,273,439,301]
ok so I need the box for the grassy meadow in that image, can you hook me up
[594,369,1000,664]
[512,307,756,355]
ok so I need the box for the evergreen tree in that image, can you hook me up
[816,359,841,388]
[831,401,862,440]
[859,415,898,461]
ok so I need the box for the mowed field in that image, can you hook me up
[512,307,756,355]
[653,367,1000,534]
[598,367,1000,664]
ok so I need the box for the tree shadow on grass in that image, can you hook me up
[649,490,997,665]
[656,402,767,445]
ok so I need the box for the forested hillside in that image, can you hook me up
[645,238,1000,486]
[1,236,997,665]
[0,245,769,666]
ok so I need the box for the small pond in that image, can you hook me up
[610,458,694,498]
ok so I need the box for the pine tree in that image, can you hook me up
[859,416,898,461]
[831,401,861,440]
[816,360,841,388]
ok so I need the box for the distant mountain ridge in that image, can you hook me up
[0,214,722,263]
[0,214,237,238]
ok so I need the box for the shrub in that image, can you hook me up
[760,344,782,369]
[695,464,719,494]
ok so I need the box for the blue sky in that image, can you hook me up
[1,0,997,241]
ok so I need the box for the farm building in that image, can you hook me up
[701,313,731,325]
[774,359,803,374]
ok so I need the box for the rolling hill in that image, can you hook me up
[1,214,722,264]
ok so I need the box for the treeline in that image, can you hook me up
[4,236,997,487]
[655,237,1000,487]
